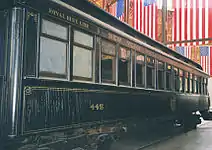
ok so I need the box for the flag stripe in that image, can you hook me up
[133,0,157,40]
[184,0,188,46]
[202,0,205,44]
[209,2,212,43]
[172,0,212,45]
[210,46,212,76]
[205,0,209,44]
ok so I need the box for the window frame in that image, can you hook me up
[72,28,94,81]
[173,67,179,92]
[146,55,155,89]
[166,64,172,91]
[100,38,117,84]
[157,61,165,90]
[118,46,132,86]
[38,18,69,80]
[135,52,145,88]
[184,72,189,93]
[179,69,184,93]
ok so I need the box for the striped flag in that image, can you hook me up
[172,0,212,46]
[200,46,212,75]
[109,2,117,17]
[116,0,125,21]
[176,46,184,56]
[133,0,157,40]
[184,46,192,59]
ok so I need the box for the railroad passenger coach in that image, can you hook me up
[0,0,211,149]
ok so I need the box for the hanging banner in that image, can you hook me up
[166,10,174,42]
[157,9,163,42]
[128,0,134,27]
[88,0,104,8]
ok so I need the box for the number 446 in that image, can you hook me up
[90,104,104,111]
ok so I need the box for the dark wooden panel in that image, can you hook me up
[23,9,38,77]
[22,83,173,133]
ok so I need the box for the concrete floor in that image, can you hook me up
[144,121,212,150]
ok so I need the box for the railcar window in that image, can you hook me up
[73,30,93,80]
[179,69,184,92]
[205,78,208,95]
[174,67,179,91]
[199,77,202,94]
[203,78,206,95]
[74,30,93,48]
[101,39,116,84]
[195,76,199,94]
[193,75,197,93]
[118,47,131,85]
[166,64,172,90]
[39,19,68,78]
[42,19,68,40]
[136,53,145,87]
[146,56,155,88]
[157,61,164,90]
[185,72,189,93]
[189,73,193,93]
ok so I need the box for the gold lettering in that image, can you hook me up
[48,8,92,30]
[79,21,89,28]
[71,18,78,24]
[66,15,72,22]
[90,104,105,111]
[48,8,66,19]
[48,8,54,14]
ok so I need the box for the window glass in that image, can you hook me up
[205,78,208,95]
[185,72,189,93]
[39,37,67,75]
[157,61,164,90]
[199,77,202,94]
[202,78,205,95]
[166,64,172,90]
[73,30,93,80]
[136,53,145,87]
[185,78,188,92]
[101,39,116,83]
[74,30,93,48]
[73,46,92,78]
[119,47,131,85]
[193,75,197,93]
[179,69,183,92]
[42,19,68,40]
[39,19,68,79]
[195,76,199,94]
[174,67,179,91]
[146,56,155,88]
[190,73,193,93]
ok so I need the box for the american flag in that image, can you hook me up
[133,0,157,40]
[184,46,192,59]
[172,0,212,46]
[200,46,212,75]
[116,0,125,21]
[176,45,212,76]
[176,46,185,56]
[176,45,192,59]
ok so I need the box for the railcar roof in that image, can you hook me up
[59,0,202,70]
